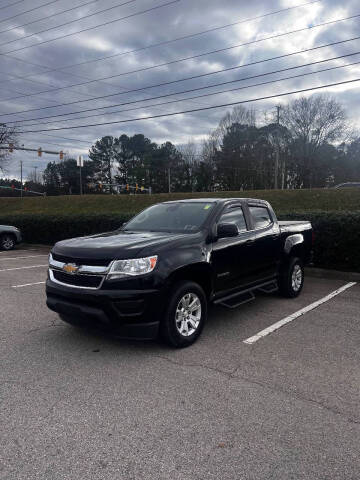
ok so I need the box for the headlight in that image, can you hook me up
[107,255,158,279]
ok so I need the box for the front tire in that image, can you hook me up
[0,233,16,251]
[160,281,207,348]
[279,257,304,298]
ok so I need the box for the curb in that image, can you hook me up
[306,267,360,282]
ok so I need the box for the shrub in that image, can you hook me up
[0,214,133,245]
[278,212,360,272]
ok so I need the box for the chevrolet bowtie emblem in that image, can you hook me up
[63,263,79,274]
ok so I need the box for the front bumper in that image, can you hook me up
[46,279,165,339]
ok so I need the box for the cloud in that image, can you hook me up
[1,0,359,178]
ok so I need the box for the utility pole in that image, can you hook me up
[274,105,281,190]
[77,155,84,195]
[20,160,23,198]
[168,167,171,193]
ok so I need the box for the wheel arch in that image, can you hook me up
[166,262,214,300]
[284,234,305,261]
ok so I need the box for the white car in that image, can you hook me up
[0,225,22,250]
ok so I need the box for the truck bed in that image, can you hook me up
[278,220,312,233]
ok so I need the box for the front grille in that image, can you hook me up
[53,270,103,288]
[52,253,110,267]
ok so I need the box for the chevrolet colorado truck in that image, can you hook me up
[46,198,312,347]
[0,225,22,250]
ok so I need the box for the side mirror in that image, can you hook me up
[217,223,238,239]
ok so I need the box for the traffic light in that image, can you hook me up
[38,148,42,157]
[9,143,13,153]
[98,183,102,190]
[59,150,64,160]
[126,184,129,191]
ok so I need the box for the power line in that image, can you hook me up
[0,0,26,12]
[0,0,180,54]
[16,78,360,133]
[0,0,321,80]
[3,34,359,119]
[0,0,100,35]
[1,13,358,105]
[0,0,327,122]
[0,0,59,24]
[35,132,91,145]
[0,2,166,108]
[15,52,360,128]
[0,0,136,46]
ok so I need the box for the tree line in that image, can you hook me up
[1,93,360,195]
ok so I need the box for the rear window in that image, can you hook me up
[249,206,272,229]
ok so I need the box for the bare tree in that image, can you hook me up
[211,106,257,148]
[177,139,198,192]
[178,139,198,164]
[0,124,18,174]
[281,94,347,187]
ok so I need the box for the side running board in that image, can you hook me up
[216,291,255,309]
[214,280,279,309]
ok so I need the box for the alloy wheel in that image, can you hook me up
[291,264,303,292]
[175,293,202,337]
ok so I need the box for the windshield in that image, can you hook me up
[123,202,215,233]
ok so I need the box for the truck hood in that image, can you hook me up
[52,230,194,263]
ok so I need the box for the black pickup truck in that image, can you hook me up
[46,198,312,347]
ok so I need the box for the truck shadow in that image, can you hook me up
[48,291,278,353]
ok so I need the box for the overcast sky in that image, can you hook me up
[1,0,359,179]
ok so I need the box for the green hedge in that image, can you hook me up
[0,214,134,244]
[278,212,360,272]
[0,211,359,272]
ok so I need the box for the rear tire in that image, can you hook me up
[279,256,304,298]
[160,281,207,348]
[0,233,16,251]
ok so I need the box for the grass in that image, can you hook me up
[0,188,359,216]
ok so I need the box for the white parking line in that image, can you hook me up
[0,265,48,272]
[243,282,357,345]
[0,255,49,261]
[12,281,46,288]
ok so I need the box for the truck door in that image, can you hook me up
[248,204,282,279]
[211,204,257,294]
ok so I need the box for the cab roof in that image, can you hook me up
[163,198,268,205]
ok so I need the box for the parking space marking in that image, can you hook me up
[0,264,48,272]
[12,281,46,288]
[0,255,49,261]
[243,282,357,345]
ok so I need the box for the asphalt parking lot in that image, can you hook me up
[1,247,359,480]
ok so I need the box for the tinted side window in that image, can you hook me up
[219,207,247,232]
[249,206,272,229]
